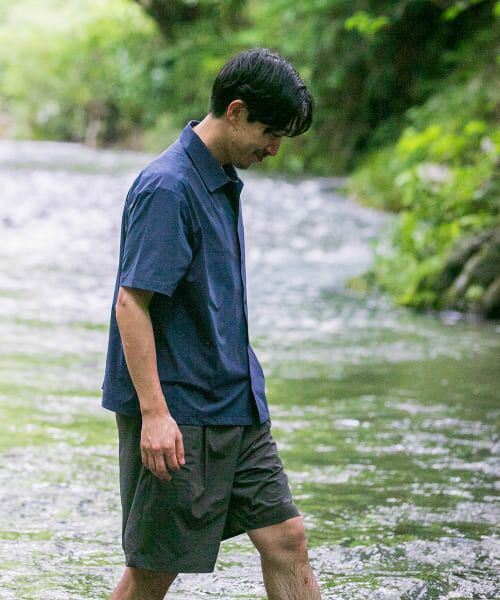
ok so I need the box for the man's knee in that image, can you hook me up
[254,517,309,562]
[278,518,308,553]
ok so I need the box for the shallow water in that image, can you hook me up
[0,140,498,599]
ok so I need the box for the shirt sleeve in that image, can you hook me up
[120,186,193,297]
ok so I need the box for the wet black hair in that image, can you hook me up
[210,48,313,137]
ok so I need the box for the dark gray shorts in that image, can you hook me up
[116,415,299,573]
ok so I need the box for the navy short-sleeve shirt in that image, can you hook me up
[102,121,269,425]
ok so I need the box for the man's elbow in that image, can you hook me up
[115,289,130,329]
[115,286,152,322]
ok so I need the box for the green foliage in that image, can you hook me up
[240,0,497,173]
[344,11,390,36]
[149,21,239,125]
[0,0,166,144]
[349,29,500,310]
[1,0,497,171]
[443,0,485,21]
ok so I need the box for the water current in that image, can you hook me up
[0,140,498,599]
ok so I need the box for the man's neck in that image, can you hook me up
[192,115,231,166]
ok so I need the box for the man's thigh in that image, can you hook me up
[223,421,300,539]
[116,414,242,573]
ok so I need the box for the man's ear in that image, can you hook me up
[226,99,248,129]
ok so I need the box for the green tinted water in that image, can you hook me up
[0,141,498,599]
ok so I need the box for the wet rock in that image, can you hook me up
[441,228,500,318]
[436,230,493,295]
[468,245,500,288]
[443,253,482,307]
[444,230,493,277]
[482,277,500,319]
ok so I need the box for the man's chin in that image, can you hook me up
[234,155,262,170]
[232,160,251,170]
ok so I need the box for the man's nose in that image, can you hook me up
[266,136,282,156]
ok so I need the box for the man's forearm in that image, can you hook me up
[115,287,169,417]
[115,286,184,479]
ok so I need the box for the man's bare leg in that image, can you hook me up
[110,567,177,600]
[248,516,321,600]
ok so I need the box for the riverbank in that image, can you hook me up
[347,224,500,322]
[347,33,499,320]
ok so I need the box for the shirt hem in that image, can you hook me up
[101,402,264,426]
[119,275,174,298]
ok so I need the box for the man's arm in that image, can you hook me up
[115,285,184,480]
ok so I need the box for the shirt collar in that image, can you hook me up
[180,120,244,195]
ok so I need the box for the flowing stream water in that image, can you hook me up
[0,140,498,599]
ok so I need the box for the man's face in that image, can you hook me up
[228,116,283,170]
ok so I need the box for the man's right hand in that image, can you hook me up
[140,411,185,480]
[115,286,185,481]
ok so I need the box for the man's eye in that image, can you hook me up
[264,128,282,137]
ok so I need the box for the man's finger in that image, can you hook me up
[141,450,153,472]
[164,446,180,471]
[152,452,171,480]
[176,432,185,466]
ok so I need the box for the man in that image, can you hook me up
[102,48,319,599]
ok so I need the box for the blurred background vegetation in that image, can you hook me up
[0,0,498,317]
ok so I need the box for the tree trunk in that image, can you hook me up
[133,0,201,38]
